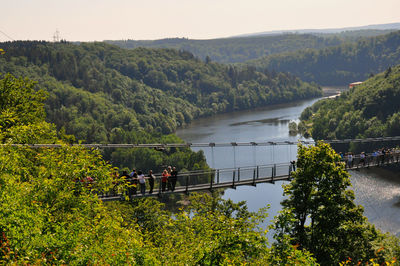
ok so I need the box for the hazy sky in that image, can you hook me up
[1,0,399,42]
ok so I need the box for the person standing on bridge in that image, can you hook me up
[360,152,366,166]
[170,167,178,191]
[347,153,353,168]
[290,160,296,172]
[148,170,155,194]
[372,150,377,165]
[137,170,146,195]
[129,169,138,197]
[167,166,173,191]
[381,148,386,165]
[161,169,169,192]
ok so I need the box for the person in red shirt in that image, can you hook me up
[161,169,169,192]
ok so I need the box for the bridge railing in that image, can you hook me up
[173,163,290,186]
[98,149,400,200]
[99,163,294,199]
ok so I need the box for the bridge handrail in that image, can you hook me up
[147,163,290,178]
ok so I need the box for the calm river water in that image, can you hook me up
[176,91,400,237]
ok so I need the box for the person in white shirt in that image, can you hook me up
[137,170,146,195]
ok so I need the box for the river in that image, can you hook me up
[176,90,400,238]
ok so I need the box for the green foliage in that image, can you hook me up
[248,30,400,85]
[269,212,319,265]
[0,74,46,133]
[300,65,400,140]
[107,193,317,265]
[0,75,58,143]
[0,75,156,264]
[274,142,400,264]
[0,145,164,264]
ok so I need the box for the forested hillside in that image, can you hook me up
[0,41,321,141]
[107,30,396,64]
[106,34,344,63]
[248,30,400,85]
[299,65,400,140]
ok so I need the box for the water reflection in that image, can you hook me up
[230,117,291,127]
[350,167,400,237]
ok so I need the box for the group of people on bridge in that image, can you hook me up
[340,147,400,168]
[112,166,179,197]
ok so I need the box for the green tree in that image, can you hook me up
[274,142,397,264]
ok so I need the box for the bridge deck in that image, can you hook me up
[100,175,290,202]
[99,156,400,202]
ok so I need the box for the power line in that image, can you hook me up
[0,29,15,41]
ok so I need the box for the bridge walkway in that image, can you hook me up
[99,153,400,202]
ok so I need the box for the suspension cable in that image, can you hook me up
[3,136,400,148]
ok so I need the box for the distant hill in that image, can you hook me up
[106,34,344,64]
[233,22,400,37]
[247,30,400,86]
[106,23,400,64]
[299,64,400,140]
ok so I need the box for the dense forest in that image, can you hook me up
[106,30,397,64]
[1,74,399,264]
[247,30,400,85]
[299,65,400,140]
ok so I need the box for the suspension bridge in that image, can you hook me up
[98,149,400,202]
[4,136,400,201]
